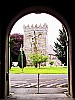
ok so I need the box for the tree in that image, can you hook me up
[9,37,14,68]
[29,53,38,68]
[54,25,67,66]
[18,50,26,68]
[30,53,48,68]
[10,33,23,62]
[39,54,48,68]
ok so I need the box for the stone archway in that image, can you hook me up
[5,6,72,98]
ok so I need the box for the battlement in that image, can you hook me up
[23,23,48,32]
[23,23,48,65]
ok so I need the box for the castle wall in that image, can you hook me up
[23,23,48,65]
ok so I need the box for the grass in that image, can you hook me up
[9,66,68,74]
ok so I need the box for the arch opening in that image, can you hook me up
[5,6,72,98]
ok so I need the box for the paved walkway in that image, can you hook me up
[3,74,74,100]
[8,87,73,100]
[2,92,74,100]
[10,80,68,88]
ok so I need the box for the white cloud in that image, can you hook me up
[10,13,62,47]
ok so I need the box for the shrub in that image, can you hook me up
[18,50,26,68]
[49,60,54,66]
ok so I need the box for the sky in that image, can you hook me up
[10,13,62,47]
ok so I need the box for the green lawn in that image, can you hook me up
[9,66,68,74]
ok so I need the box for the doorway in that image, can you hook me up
[9,12,68,97]
[4,6,72,99]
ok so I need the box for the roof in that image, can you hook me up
[47,45,56,55]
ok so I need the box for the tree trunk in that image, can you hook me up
[39,63,40,69]
[35,62,37,68]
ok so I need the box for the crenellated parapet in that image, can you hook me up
[23,23,48,65]
[23,23,48,33]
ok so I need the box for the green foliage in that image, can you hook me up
[49,60,54,66]
[18,50,26,68]
[30,53,38,64]
[41,55,48,63]
[54,25,67,65]
[29,53,48,68]
[10,38,14,50]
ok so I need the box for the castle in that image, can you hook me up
[23,23,61,66]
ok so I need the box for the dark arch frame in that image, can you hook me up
[5,6,72,98]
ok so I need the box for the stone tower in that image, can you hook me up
[23,23,48,65]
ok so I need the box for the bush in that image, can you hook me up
[49,60,54,66]
[18,50,26,68]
